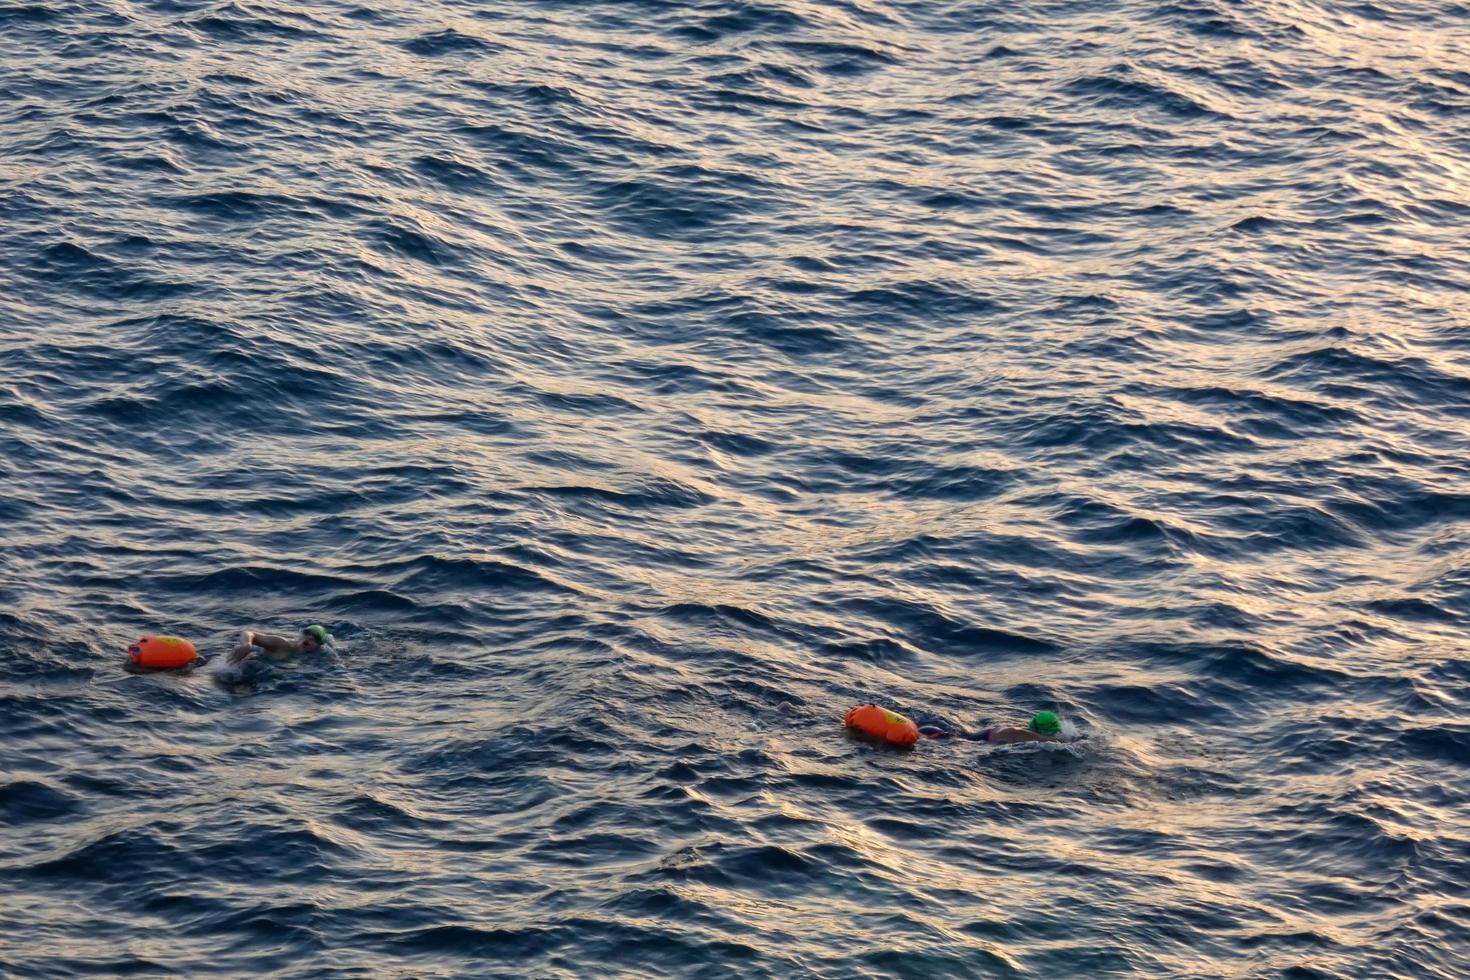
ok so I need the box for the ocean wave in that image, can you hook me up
[4,0,1469,974]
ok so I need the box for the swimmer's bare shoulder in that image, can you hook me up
[986,727,1063,745]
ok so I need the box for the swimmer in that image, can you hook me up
[227,625,330,665]
[918,710,1066,745]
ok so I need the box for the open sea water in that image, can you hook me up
[3,0,1470,976]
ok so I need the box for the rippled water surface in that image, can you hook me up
[5,0,1470,975]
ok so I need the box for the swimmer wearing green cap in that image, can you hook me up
[919,711,1066,745]
[227,625,331,665]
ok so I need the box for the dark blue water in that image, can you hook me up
[4,0,1470,975]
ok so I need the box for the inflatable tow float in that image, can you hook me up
[844,704,919,747]
[127,635,199,670]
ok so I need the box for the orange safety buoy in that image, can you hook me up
[127,635,198,669]
[844,704,919,746]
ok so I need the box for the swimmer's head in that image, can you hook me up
[1029,711,1061,736]
[300,625,329,652]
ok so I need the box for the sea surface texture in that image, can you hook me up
[3,0,1469,976]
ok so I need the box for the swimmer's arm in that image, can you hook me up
[245,631,294,655]
[987,727,1062,745]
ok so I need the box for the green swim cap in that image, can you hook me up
[304,625,329,645]
[1029,711,1061,736]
